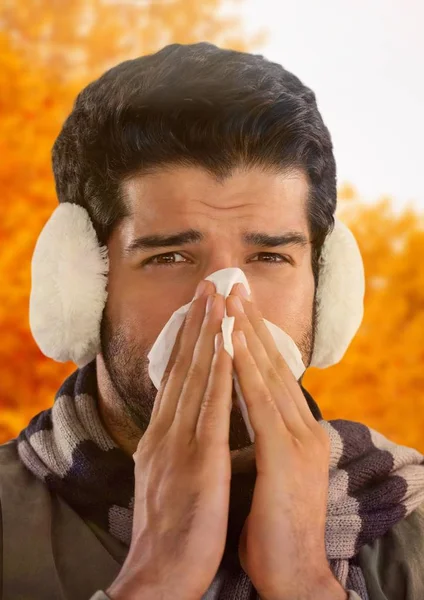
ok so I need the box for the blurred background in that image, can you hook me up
[0,0,423,450]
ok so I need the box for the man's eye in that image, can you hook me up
[144,252,292,267]
[251,253,292,265]
[145,252,187,266]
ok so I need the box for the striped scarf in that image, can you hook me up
[17,362,424,599]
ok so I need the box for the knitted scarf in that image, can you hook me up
[17,362,424,600]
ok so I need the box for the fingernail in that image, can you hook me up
[238,283,250,299]
[206,294,216,313]
[194,280,207,299]
[214,332,223,352]
[234,330,247,347]
[232,296,245,313]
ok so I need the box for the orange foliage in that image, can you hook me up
[0,0,259,443]
[304,196,424,451]
[0,2,423,453]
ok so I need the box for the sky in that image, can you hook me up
[240,0,424,212]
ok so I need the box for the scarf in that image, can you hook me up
[17,362,424,600]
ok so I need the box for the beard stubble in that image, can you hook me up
[100,304,316,452]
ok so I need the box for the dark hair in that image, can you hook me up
[52,42,336,284]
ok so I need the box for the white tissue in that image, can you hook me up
[147,267,306,442]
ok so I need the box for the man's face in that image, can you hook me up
[99,165,316,451]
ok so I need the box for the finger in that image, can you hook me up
[154,281,215,428]
[229,285,318,431]
[231,330,287,465]
[195,332,233,446]
[173,293,227,434]
[227,296,309,439]
[150,321,185,423]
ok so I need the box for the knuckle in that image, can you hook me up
[275,353,290,373]
[199,409,219,434]
[265,364,280,386]
[258,389,274,407]
[199,393,218,419]
[172,354,190,376]
[186,361,206,384]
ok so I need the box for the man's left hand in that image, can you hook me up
[225,285,347,600]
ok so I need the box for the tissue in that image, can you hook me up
[148,267,306,442]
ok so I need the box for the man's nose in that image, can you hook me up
[202,253,242,278]
[196,262,252,300]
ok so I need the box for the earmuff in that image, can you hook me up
[29,203,365,369]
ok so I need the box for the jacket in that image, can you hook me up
[1,439,424,599]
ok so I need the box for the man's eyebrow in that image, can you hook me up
[242,230,309,248]
[125,229,204,254]
[125,228,309,254]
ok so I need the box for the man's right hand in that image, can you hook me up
[107,280,234,600]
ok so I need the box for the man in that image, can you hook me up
[1,43,424,600]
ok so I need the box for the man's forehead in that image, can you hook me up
[119,164,310,241]
[123,164,309,206]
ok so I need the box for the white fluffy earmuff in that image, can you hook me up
[310,219,365,368]
[29,203,109,367]
[29,204,365,369]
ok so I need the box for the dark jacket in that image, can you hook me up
[1,439,424,599]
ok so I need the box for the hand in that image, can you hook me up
[226,284,344,600]
[107,282,233,600]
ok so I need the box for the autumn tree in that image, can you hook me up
[1,3,423,454]
[0,0,261,442]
